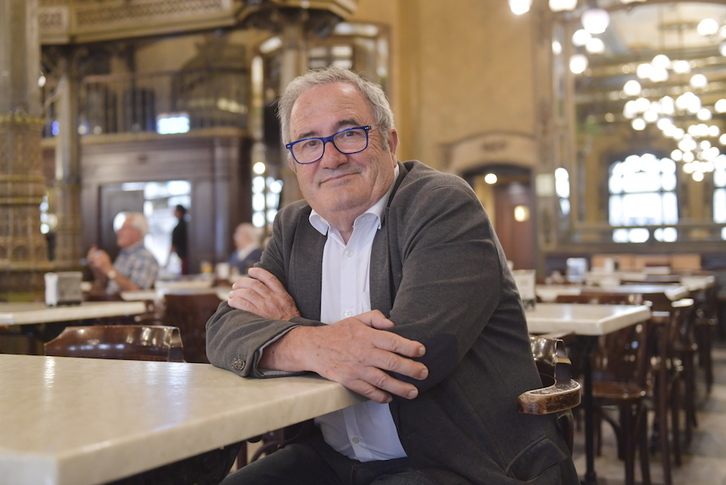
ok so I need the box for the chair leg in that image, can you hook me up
[696,322,715,394]
[237,441,248,468]
[682,353,698,443]
[637,406,651,485]
[622,405,636,485]
[654,372,672,485]
[670,377,682,468]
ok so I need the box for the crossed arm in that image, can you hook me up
[227,267,429,404]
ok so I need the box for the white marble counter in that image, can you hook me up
[0,301,148,326]
[0,354,364,485]
[525,302,652,336]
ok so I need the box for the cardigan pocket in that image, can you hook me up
[505,435,570,481]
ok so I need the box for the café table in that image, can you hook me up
[0,301,147,326]
[536,283,690,307]
[0,353,365,485]
[526,303,652,485]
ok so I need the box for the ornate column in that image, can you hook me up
[50,49,84,271]
[277,9,309,204]
[0,0,52,301]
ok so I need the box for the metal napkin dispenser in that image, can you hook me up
[45,272,83,306]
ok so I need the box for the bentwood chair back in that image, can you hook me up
[554,292,653,485]
[45,325,185,362]
[163,292,224,363]
[519,336,581,454]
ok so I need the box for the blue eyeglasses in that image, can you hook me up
[285,126,372,165]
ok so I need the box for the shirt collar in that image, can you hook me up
[309,164,399,236]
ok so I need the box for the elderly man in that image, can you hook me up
[87,212,159,294]
[227,222,263,276]
[206,67,578,485]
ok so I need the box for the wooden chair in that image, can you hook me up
[44,324,241,485]
[650,297,697,476]
[163,292,224,363]
[45,325,185,362]
[519,336,581,454]
[692,283,719,394]
[555,293,653,485]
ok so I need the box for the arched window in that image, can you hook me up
[715,155,726,240]
[608,153,678,243]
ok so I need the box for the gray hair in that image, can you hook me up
[122,212,149,237]
[277,66,395,150]
[235,222,262,241]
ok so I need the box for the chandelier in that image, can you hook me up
[509,0,726,182]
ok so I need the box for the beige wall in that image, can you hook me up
[350,0,537,171]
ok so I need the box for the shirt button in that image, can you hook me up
[344,310,353,318]
[352,437,361,444]
[345,249,354,257]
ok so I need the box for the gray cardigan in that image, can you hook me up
[206,160,578,484]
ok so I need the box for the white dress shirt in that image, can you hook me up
[308,167,406,462]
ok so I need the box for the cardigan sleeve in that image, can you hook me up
[381,168,528,393]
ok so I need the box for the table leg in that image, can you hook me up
[579,336,598,485]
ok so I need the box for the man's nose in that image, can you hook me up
[318,140,347,168]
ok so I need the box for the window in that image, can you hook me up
[715,155,726,240]
[608,153,678,243]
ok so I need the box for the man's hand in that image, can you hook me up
[228,267,428,403]
[86,246,113,274]
[228,267,301,321]
[262,311,428,404]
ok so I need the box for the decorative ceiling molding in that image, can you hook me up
[38,0,358,45]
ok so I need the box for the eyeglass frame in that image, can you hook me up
[285,125,373,165]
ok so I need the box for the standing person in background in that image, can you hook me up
[206,67,577,484]
[227,222,263,276]
[87,212,159,294]
[168,204,189,275]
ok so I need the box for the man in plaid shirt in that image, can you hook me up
[87,212,159,294]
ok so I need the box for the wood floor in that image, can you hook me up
[571,340,726,485]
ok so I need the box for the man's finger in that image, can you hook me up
[247,267,287,293]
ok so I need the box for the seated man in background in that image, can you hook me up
[227,222,263,276]
[206,67,577,484]
[87,212,159,294]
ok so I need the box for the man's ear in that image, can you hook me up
[287,157,297,173]
[387,129,399,156]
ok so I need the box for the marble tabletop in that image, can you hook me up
[120,287,231,302]
[535,283,691,303]
[0,301,148,326]
[0,354,365,485]
[525,302,652,336]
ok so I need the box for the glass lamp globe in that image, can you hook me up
[690,73,708,89]
[581,8,610,35]
[569,54,589,74]
[509,0,532,15]
[549,0,578,12]
[698,18,719,36]
[623,80,642,96]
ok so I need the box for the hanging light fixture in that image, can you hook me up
[549,0,578,12]
[508,0,532,15]
[581,8,610,35]
[570,54,589,74]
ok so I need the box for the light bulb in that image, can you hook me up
[698,18,719,36]
[623,80,641,96]
[549,0,578,12]
[581,8,610,35]
[509,0,532,15]
[569,54,589,74]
